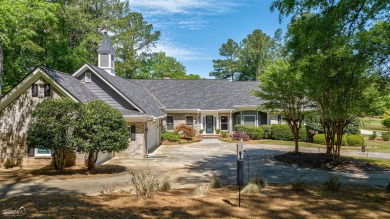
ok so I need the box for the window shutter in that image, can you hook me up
[44,84,51,97]
[278,115,282,124]
[32,84,38,97]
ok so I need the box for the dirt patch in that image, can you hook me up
[0,185,388,218]
[274,152,389,171]
[0,164,127,184]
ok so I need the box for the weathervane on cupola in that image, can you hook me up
[97,30,115,76]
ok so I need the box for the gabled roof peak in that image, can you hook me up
[97,32,114,54]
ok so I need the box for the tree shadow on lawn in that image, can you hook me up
[29,164,127,177]
[177,147,390,187]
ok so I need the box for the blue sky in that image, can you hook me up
[129,0,288,78]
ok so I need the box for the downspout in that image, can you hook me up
[144,122,148,158]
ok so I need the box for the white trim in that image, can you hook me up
[72,64,144,113]
[85,72,91,83]
[166,115,174,131]
[220,115,229,131]
[0,68,79,112]
[35,148,52,157]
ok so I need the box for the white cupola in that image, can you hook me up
[97,32,115,76]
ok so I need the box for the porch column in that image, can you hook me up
[229,111,232,134]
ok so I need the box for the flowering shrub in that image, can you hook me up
[175,124,195,138]
[232,132,250,141]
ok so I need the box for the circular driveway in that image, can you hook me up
[1,140,389,199]
[108,139,390,188]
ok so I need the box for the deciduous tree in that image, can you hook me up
[253,59,308,153]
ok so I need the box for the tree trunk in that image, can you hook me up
[87,151,98,171]
[0,42,3,96]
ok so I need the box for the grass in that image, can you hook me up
[258,139,390,153]
[346,157,390,169]
[361,117,387,132]
[1,185,388,218]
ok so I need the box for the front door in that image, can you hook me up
[206,116,214,134]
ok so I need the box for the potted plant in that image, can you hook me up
[199,129,204,134]
[216,129,221,134]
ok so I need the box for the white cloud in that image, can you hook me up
[152,40,210,61]
[129,0,240,16]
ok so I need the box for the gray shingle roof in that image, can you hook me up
[88,64,165,117]
[41,67,98,103]
[97,32,114,54]
[130,79,263,110]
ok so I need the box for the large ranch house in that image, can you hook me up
[0,33,286,168]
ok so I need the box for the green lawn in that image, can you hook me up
[361,117,387,132]
[346,156,390,169]
[258,139,390,153]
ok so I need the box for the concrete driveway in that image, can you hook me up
[1,140,389,199]
[109,139,390,188]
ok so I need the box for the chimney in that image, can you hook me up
[97,32,115,76]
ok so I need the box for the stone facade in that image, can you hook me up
[0,78,61,167]
[117,122,145,158]
[163,113,200,132]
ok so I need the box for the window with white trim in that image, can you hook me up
[220,116,228,131]
[166,116,174,130]
[35,148,52,157]
[85,73,91,83]
[186,116,194,127]
[243,115,256,126]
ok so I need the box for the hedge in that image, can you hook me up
[234,125,264,140]
[162,132,180,142]
[346,135,364,146]
[271,124,307,142]
[260,125,271,139]
[313,134,347,146]
[382,132,390,141]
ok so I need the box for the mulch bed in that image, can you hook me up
[274,152,389,171]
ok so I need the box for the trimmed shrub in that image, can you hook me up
[245,126,264,140]
[260,125,271,139]
[232,132,250,141]
[347,135,364,146]
[313,134,327,144]
[299,127,307,142]
[234,124,246,133]
[369,131,377,140]
[271,124,293,140]
[313,134,347,146]
[162,132,180,142]
[175,124,195,138]
[382,132,390,141]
